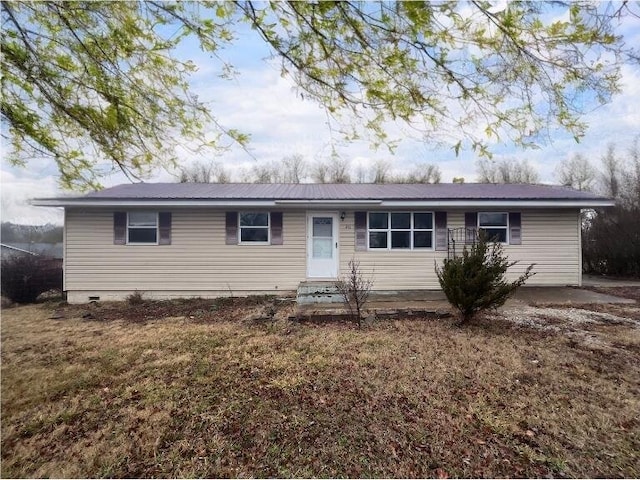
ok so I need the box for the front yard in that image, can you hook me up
[2,294,639,478]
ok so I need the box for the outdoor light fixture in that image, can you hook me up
[340,211,346,221]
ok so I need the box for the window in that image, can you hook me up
[478,212,508,243]
[127,212,158,244]
[368,212,433,250]
[239,212,269,243]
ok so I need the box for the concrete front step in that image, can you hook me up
[296,281,343,304]
[292,304,452,322]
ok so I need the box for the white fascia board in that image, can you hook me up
[380,200,615,208]
[32,198,615,208]
[274,200,383,205]
[31,199,279,207]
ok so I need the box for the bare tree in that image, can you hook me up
[251,161,296,183]
[556,153,596,191]
[600,143,620,198]
[350,159,390,183]
[281,154,307,183]
[179,161,230,183]
[310,161,330,183]
[236,167,253,183]
[581,137,640,277]
[476,158,539,184]
[327,157,351,183]
[354,163,368,183]
[622,135,640,208]
[371,159,391,183]
[396,163,442,184]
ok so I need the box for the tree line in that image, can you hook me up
[178,155,442,184]
[577,140,640,278]
[1,222,63,244]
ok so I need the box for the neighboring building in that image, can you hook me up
[33,183,613,304]
[1,242,64,262]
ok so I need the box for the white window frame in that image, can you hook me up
[367,211,434,251]
[478,211,509,244]
[126,211,159,245]
[238,212,270,245]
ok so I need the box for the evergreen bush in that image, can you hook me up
[435,235,535,323]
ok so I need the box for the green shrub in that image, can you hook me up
[1,254,62,304]
[435,235,535,324]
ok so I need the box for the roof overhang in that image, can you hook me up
[32,198,615,208]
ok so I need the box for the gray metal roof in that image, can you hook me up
[79,182,604,201]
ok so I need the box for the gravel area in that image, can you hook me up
[496,305,640,350]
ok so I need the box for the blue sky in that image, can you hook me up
[2,2,640,224]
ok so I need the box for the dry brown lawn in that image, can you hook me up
[2,296,639,478]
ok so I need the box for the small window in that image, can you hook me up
[478,212,508,243]
[239,212,269,243]
[368,212,434,250]
[128,212,158,244]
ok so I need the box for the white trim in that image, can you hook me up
[306,212,339,279]
[477,211,509,244]
[367,211,435,251]
[238,211,271,245]
[577,210,583,287]
[126,211,159,245]
[380,200,615,208]
[32,200,279,207]
[32,198,615,208]
[276,200,383,205]
[63,209,67,292]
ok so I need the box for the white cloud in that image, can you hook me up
[1,168,64,224]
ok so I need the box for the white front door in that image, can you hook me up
[307,212,339,278]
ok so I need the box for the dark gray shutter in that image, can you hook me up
[271,212,283,245]
[465,211,478,243]
[434,211,447,251]
[509,212,522,245]
[354,212,367,251]
[114,212,126,245]
[159,212,172,245]
[225,212,238,245]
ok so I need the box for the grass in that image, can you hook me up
[2,296,639,478]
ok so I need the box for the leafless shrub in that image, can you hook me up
[126,290,144,305]
[335,259,373,327]
[1,254,62,303]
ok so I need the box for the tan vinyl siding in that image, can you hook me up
[65,209,306,297]
[501,209,581,285]
[65,207,581,302]
[340,209,581,290]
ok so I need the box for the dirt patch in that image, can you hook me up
[52,295,288,323]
